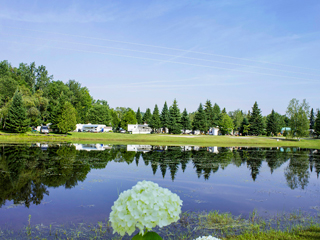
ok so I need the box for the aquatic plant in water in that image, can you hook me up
[109,180,182,239]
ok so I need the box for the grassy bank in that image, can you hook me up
[1,210,319,239]
[0,132,320,149]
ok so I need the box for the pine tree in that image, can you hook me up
[169,99,182,134]
[249,101,264,135]
[142,108,152,124]
[192,103,207,133]
[5,90,29,133]
[204,100,214,127]
[266,109,277,136]
[160,101,170,133]
[57,102,77,134]
[310,108,315,130]
[212,103,221,126]
[150,104,161,132]
[136,107,142,124]
[314,110,320,138]
[181,108,191,133]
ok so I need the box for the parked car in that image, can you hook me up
[40,126,49,134]
[119,129,126,133]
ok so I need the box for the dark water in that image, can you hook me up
[0,143,320,230]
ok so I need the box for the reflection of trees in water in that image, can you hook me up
[0,144,319,208]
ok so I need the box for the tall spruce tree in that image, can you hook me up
[249,101,264,135]
[212,103,221,126]
[142,108,152,124]
[5,90,29,133]
[310,108,315,130]
[136,107,142,124]
[150,104,161,132]
[160,101,170,133]
[315,109,320,138]
[204,100,214,127]
[169,99,182,134]
[181,108,191,133]
[266,109,277,136]
[192,103,207,133]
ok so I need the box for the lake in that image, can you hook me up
[0,143,320,237]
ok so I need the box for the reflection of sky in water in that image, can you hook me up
[1,147,320,230]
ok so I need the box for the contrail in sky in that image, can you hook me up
[1,39,318,84]
[2,33,319,77]
[3,26,319,72]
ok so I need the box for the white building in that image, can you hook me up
[73,143,112,151]
[75,123,112,133]
[128,124,152,134]
[208,127,220,136]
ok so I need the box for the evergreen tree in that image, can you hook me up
[192,103,207,133]
[50,93,68,132]
[204,100,214,127]
[150,104,161,132]
[136,107,142,124]
[57,102,77,134]
[181,108,191,133]
[221,108,226,114]
[314,110,320,138]
[5,90,29,133]
[310,108,315,129]
[212,103,221,126]
[160,101,170,133]
[249,101,264,135]
[239,117,250,135]
[266,109,277,136]
[142,108,152,124]
[169,99,182,134]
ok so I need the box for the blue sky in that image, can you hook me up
[1,0,319,115]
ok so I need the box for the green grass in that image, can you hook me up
[225,225,320,239]
[1,131,320,149]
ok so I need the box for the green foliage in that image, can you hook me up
[132,232,162,240]
[212,103,221,126]
[150,105,161,131]
[160,101,170,131]
[240,117,250,135]
[0,76,19,107]
[219,113,234,135]
[192,103,207,133]
[266,109,277,136]
[57,102,77,134]
[5,90,29,133]
[310,108,315,130]
[142,108,152,124]
[286,98,310,138]
[229,109,244,131]
[121,108,137,130]
[314,109,320,138]
[181,108,191,133]
[110,108,120,130]
[169,99,182,134]
[136,107,142,124]
[204,100,214,127]
[249,101,264,135]
[87,102,110,125]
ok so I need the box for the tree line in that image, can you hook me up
[0,60,319,137]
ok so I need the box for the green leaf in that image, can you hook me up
[132,231,162,240]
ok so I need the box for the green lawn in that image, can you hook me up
[1,131,320,149]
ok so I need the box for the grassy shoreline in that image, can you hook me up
[0,132,320,149]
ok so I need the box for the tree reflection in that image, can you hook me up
[0,144,317,208]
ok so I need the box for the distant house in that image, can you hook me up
[76,123,112,133]
[208,127,220,136]
[193,130,201,135]
[128,124,152,134]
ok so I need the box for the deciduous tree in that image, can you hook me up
[57,102,77,134]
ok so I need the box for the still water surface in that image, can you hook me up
[0,144,320,229]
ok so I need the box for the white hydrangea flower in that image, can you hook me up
[194,236,221,240]
[109,180,183,236]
